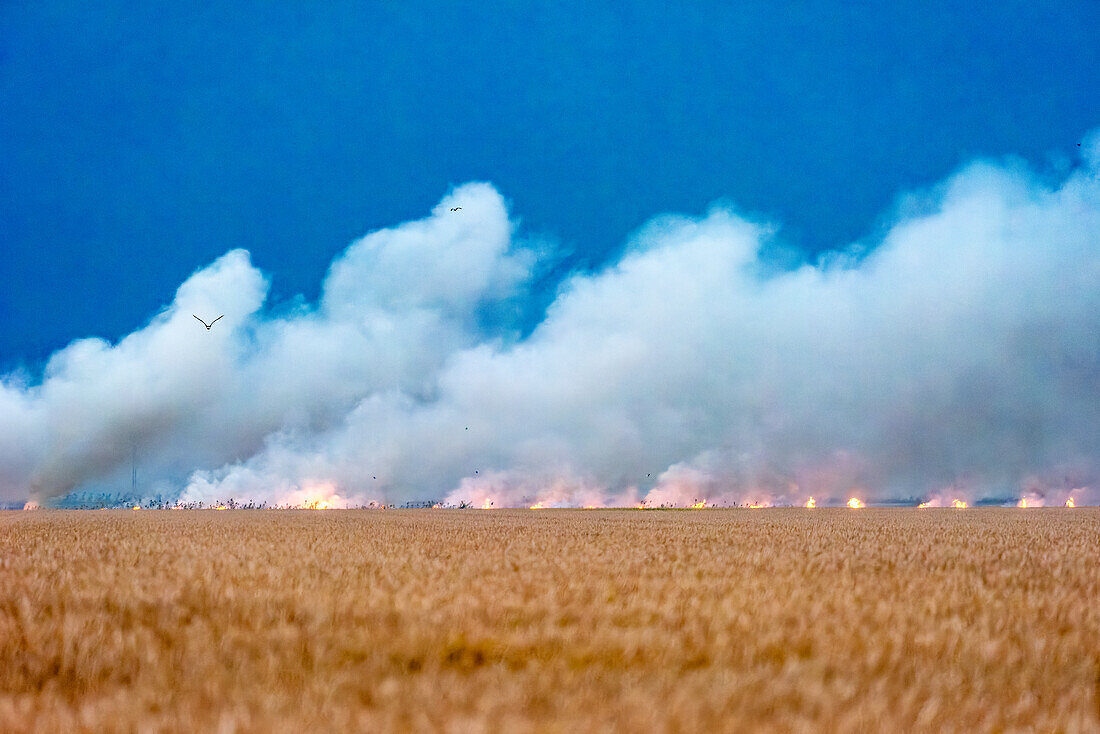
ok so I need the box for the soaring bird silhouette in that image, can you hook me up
[193,314,224,330]
[450,207,462,211]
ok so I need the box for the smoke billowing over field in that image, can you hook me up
[2,139,1100,509]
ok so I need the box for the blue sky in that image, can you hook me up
[2,1,1097,368]
[3,2,1100,507]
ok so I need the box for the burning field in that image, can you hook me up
[1,509,1098,732]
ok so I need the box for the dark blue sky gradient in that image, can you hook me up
[2,1,1097,367]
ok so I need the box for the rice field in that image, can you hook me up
[1,508,1097,732]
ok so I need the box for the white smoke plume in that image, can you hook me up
[2,140,1099,508]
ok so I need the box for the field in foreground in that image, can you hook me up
[1,509,1098,733]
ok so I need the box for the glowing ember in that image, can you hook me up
[847,497,864,509]
[805,497,816,508]
[1066,497,1075,508]
[951,499,968,508]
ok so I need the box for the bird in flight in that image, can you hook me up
[193,314,224,330]
[450,207,462,211]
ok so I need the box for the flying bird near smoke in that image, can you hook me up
[193,314,224,330]
[2,138,1099,509]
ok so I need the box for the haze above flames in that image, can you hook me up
[3,137,1100,509]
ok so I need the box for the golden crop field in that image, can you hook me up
[1,509,1098,733]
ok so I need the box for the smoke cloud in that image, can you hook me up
[3,141,1099,508]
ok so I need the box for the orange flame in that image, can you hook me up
[132,506,140,511]
[481,499,494,509]
[951,499,968,508]
[691,500,706,509]
[805,497,816,508]
[847,497,864,509]
[918,502,931,508]
[530,502,545,509]
[214,505,227,511]
[276,481,348,511]
[1066,497,1076,508]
